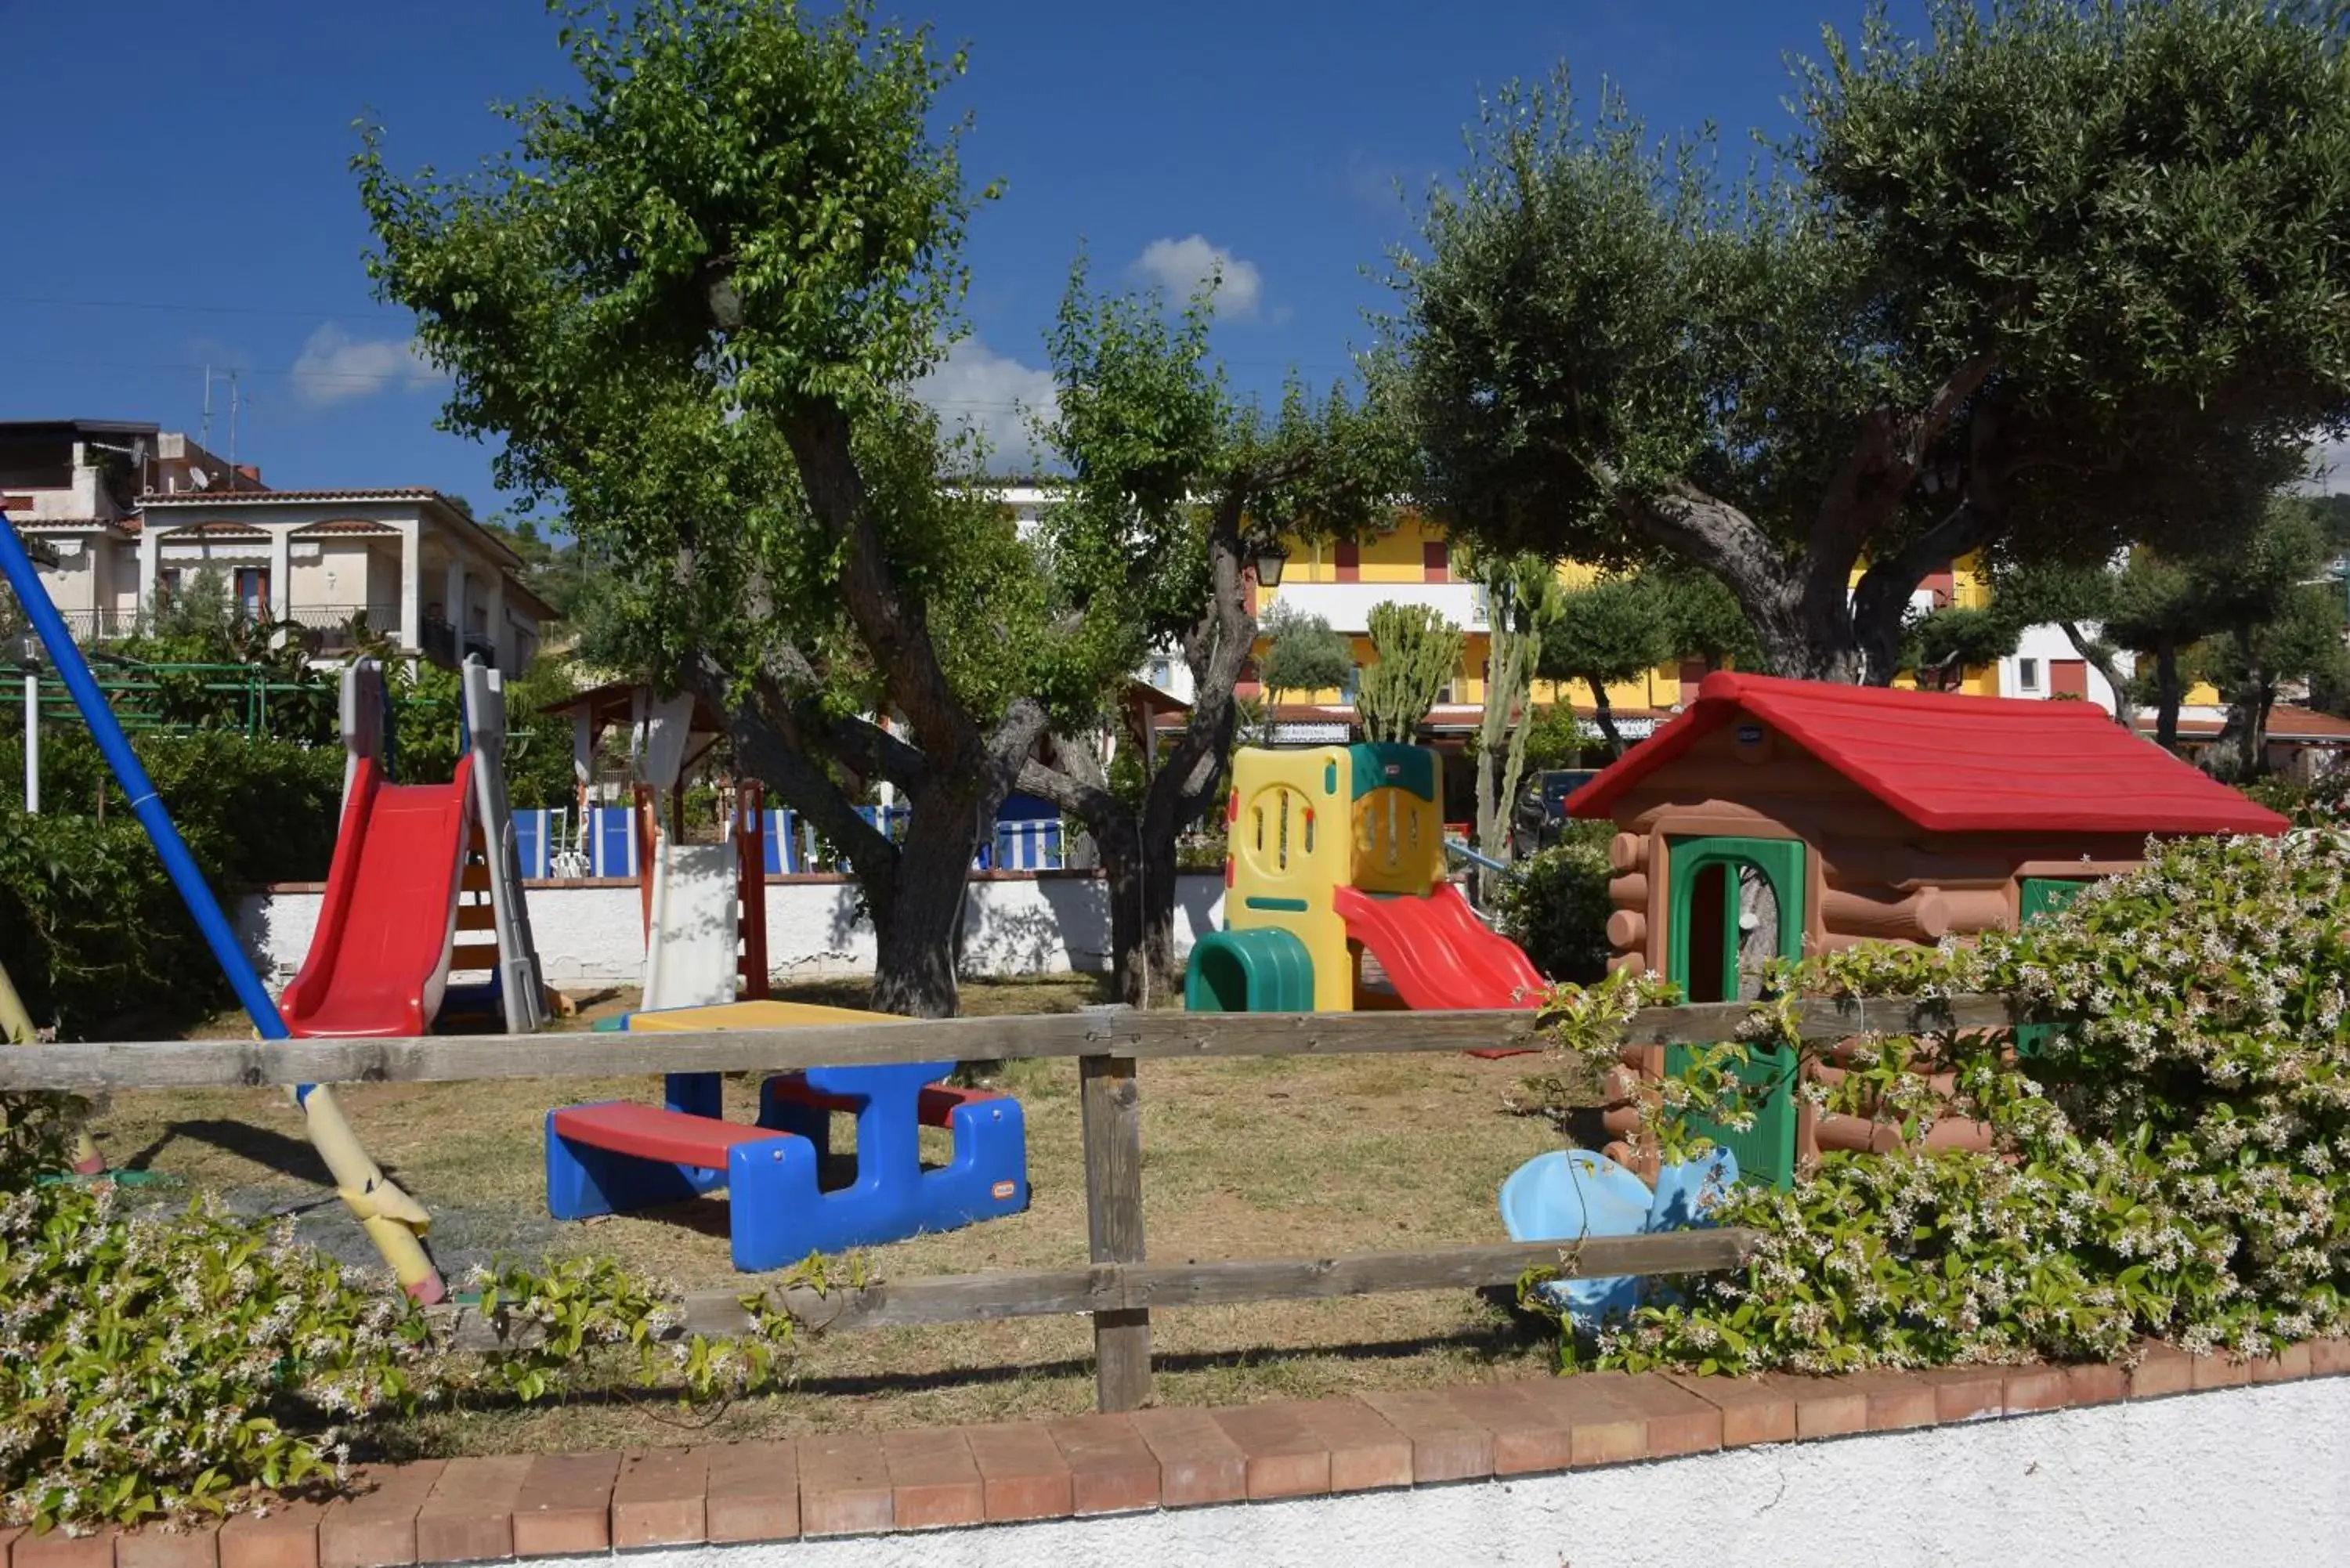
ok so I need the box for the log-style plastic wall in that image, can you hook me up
[1578,719,2155,1181]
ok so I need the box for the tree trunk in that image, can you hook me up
[866,806,974,1017]
[2055,620,2142,735]
[1092,809,1184,1008]
[2153,638,2184,752]
[1586,677,1626,757]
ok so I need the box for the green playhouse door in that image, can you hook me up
[2016,877,2090,1059]
[1665,836,1807,1189]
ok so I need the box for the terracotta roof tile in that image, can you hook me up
[139,487,439,504]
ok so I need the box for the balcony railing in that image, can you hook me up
[42,607,143,642]
[286,604,401,656]
[420,615,458,667]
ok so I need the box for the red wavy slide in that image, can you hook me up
[1333,881,1547,1012]
[280,753,475,1038]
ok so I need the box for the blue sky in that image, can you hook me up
[0,0,1919,513]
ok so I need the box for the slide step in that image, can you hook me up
[551,1101,794,1169]
[448,942,502,971]
[455,902,497,931]
[763,1075,1000,1130]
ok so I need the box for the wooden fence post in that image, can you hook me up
[1079,1053,1150,1411]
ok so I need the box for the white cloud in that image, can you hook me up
[914,336,1058,471]
[289,323,443,406]
[1131,234,1264,320]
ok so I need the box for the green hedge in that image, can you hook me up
[1491,820,1616,985]
[0,731,342,1033]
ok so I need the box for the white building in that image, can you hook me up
[2,419,550,674]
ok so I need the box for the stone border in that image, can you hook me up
[11,1341,2347,1565]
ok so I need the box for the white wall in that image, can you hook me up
[2000,622,2128,712]
[1265,580,1488,635]
[237,872,1229,991]
[537,1378,2348,1568]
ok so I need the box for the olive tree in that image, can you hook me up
[1394,0,2350,683]
[1017,274,1408,1005]
[360,1,1118,1014]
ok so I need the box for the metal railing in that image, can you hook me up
[286,604,401,656]
[419,615,458,667]
[38,607,143,642]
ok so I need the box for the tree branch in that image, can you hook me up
[683,654,896,879]
[2055,620,2142,735]
[780,397,983,768]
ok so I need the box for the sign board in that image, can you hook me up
[1612,716,1658,740]
[1271,721,1351,746]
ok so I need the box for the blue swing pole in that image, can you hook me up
[1,510,443,1300]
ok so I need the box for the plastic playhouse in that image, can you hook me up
[1184,742,1546,1014]
[1567,671,2290,1187]
[280,659,549,1038]
[545,999,1029,1272]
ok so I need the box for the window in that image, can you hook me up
[1334,540,1360,583]
[1423,540,1450,582]
[2017,657,2041,692]
[1147,658,1173,690]
[233,566,269,620]
[1340,663,1361,703]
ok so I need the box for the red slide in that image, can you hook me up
[1334,882,1546,1012]
[280,753,475,1038]
[1419,880,1549,1001]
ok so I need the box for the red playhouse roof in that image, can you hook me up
[1565,671,2289,837]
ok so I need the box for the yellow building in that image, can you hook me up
[1246,514,2005,736]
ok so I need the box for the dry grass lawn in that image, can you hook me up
[92,974,1585,1457]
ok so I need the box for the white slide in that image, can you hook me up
[640,837,743,1011]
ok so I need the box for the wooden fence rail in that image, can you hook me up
[4,994,2022,1410]
[0,995,2022,1093]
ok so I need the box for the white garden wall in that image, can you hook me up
[527,1378,2349,1568]
[235,872,1228,991]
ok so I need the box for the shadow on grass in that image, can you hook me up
[359,1313,1558,1457]
[119,1117,338,1187]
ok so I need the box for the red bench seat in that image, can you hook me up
[551,1101,791,1169]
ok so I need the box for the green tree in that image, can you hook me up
[2186,504,2350,780]
[1896,603,2024,693]
[361,0,1088,1014]
[1392,0,2350,685]
[1018,272,1405,1003]
[1256,602,1354,733]
[360,2,1405,1011]
[1540,574,1674,754]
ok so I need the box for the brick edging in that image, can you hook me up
[18,1342,2348,1563]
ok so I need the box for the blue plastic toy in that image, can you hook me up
[545,1058,1028,1273]
[1499,1146,1740,1325]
